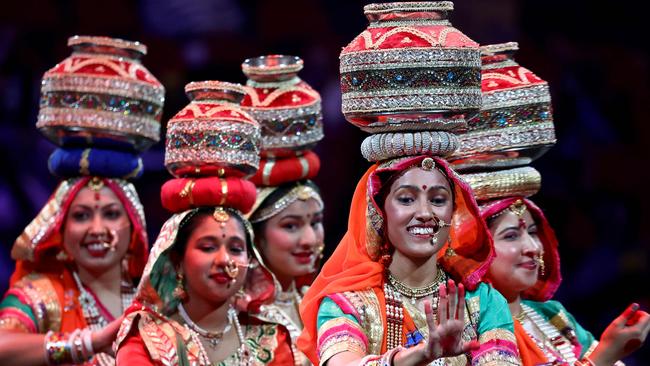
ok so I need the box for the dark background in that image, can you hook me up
[1,0,648,363]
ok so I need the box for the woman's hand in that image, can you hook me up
[399,279,479,365]
[424,280,479,360]
[589,303,650,365]
[91,316,125,356]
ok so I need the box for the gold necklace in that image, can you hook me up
[387,267,445,303]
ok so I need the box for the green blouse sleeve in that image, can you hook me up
[317,297,360,330]
[469,282,516,334]
[0,292,39,333]
[466,283,521,365]
[316,295,368,363]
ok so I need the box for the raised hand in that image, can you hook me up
[421,279,479,362]
[589,303,650,365]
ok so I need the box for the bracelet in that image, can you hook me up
[44,329,95,365]
[44,331,73,365]
[81,328,94,361]
[69,329,82,364]
[380,346,404,366]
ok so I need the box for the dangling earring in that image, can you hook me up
[430,234,438,247]
[56,250,71,262]
[173,272,187,301]
[538,254,546,277]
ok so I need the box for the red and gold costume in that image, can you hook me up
[239,55,325,366]
[115,81,294,366]
[452,42,623,366]
[0,35,163,366]
[299,3,521,365]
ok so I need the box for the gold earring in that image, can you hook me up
[173,272,187,301]
[56,250,71,262]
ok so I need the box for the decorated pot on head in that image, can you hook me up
[240,55,323,159]
[449,42,556,172]
[164,81,261,179]
[340,1,481,136]
[37,35,165,152]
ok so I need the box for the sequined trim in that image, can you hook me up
[457,121,556,157]
[37,107,160,143]
[342,87,481,114]
[318,334,366,365]
[363,1,454,14]
[245,101,323,151]
[40,91,163,121]
[340,290,384,355]
[0,317,32,333]
[472,329,520,366]
[341,67,480,93]
[250,185,323,223]
[366,19,451,28]
[41,74,165,105]
[340,48,480,73]
[164,120,261,173]
[9,274,62,332]
[467,104,551,132]
[482,84,550,110]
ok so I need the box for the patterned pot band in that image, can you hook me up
[242,100,323,155]
[361,130,459,162]
[461,166,541,201]
[165,119,261,178]
[450,121,556,171]
[37,36,165,152]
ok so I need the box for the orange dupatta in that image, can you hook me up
[298,156,494,364]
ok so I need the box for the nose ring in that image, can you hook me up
[225,259,239,281]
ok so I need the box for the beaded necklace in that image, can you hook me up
[181,305,253,365]
[72,270,134,366]
[387,267,445,305]
[179,303,233,348]
[518,303,577,364]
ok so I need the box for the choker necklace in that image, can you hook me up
[178,303,234,349]
[387,268,446,305]
[275,281,302,307]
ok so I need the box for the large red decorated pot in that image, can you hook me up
[340,1,481,133]
[37,36,165,151]
[450,42,556,171]
[240,55,323,158]
[165,81,261,178]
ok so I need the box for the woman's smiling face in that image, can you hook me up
[383,167,453,259]
[487,208,542,301]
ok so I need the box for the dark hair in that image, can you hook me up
[251,180,321,235]
[170,207,253,265]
